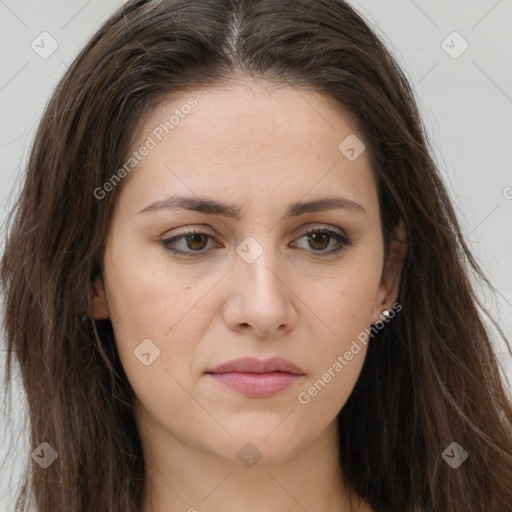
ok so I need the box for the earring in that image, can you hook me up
[382,309,392,319]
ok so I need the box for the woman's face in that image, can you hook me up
[94,80,403,466]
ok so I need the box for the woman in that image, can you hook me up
[1,0,511,511]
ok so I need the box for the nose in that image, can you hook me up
[222,239,298,337]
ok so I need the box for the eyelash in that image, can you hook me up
[159,226,352,258]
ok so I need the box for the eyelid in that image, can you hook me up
[291,226,352,255]
[159,227,217,254]
[159,224,352,257]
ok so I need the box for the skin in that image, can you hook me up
[93,78,406,512]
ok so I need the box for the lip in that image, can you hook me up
[207,356,304,375]
[206,357,305,398]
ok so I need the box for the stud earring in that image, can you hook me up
[382,309,392,319]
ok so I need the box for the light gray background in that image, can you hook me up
[1,1,511,510]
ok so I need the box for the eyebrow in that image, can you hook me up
[137,194,367,219]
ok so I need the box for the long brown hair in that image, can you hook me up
[2,1,512,511]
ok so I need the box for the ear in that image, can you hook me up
[372,219,407,324]
[92,274,110,320]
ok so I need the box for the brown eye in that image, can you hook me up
[293,227,351,255]
[161,226,352,258]
[307,231,331,251]
[184,233,209,251]
[160,229,216,256]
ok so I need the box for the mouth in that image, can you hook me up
[205,356,305,398]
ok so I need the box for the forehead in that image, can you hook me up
[116,81,378,220]
[135,80,360,154]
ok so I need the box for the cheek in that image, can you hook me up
[104,252,210,420]
[106,267,208,380]
[313,249,383,344]
[100,236,195,381]
[299,249,382,412]
[104,231,206,336]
